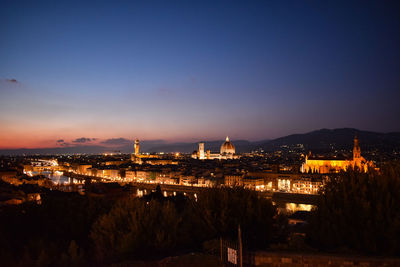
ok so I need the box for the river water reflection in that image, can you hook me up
[37,171,70,184]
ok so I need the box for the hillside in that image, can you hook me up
[259,128,400,152]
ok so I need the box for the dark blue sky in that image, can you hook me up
[0,0,399,148]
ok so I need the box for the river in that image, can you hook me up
[35,171,70,184]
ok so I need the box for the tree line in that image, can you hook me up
[0,162,400,265]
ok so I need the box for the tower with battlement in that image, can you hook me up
[134,139,140,155]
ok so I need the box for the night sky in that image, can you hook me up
[1,0,399,149]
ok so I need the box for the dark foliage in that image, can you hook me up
[193,187,284,248]
[90,187,285,262]
[0,187,284,265]
[307,163,400,255]
[0,191,114,266]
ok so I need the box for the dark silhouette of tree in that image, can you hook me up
[90,187,285,261]
[195,187,284,249]
[307,163,400,255]
[0,184,286,264]
[90,197,185,262]
[0,190,113,266]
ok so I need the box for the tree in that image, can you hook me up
[89,187,285,261]
[90,197,185,261]
[195,187,283,249]
[307,163,400,255]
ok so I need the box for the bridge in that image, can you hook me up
[24,159,64,174]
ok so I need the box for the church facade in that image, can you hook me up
[301,135,374,173]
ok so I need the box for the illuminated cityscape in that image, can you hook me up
[1,0,400,266]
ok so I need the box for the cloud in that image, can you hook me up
[59,142,70,147]
[72,137,97,143]
[56,139,70,147]
[0,78,19,84]
[55,137,97,147]
[0,78,20,89]
[101,138,131,146]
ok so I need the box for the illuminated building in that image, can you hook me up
[105,160,127,166]
[224,171,324,194]
[136,170,151,181]
[220,136,235,155]
[224,174,244,186]
[278,178,291,191]
[192,136,239,160]
[130,138,162,164]
[144,159,178,165]
[103,169,120,179]
[243,177,264,190]
[131,138,142,163]
[134,138,140,155]
[179,175,196,185]
[198,142,205,160]
[76,164,92,175]
[301,135,374,173]
[125,170,136,180]
[291,177,322,194]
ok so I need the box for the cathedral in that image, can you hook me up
[301,135,374,173]
[192,136,239,160]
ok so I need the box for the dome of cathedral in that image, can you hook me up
[220,136,235,154]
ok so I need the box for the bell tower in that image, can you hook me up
[353,134,361,160]
[198,142,205,160]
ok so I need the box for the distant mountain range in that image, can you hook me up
[1,128,399,155]
[259,128,400,152]
[146,128,400,154]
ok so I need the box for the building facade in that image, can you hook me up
[301,135,374,173]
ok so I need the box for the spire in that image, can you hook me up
[354,134,359,148]
[226,136,230,142]
[353,134,360,160]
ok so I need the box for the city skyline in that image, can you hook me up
[1,0,400,149]
[2,1,400,265]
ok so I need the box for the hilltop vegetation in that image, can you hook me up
[1,163,400,265]
[307,162,400,255]
[0,187,286,266]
